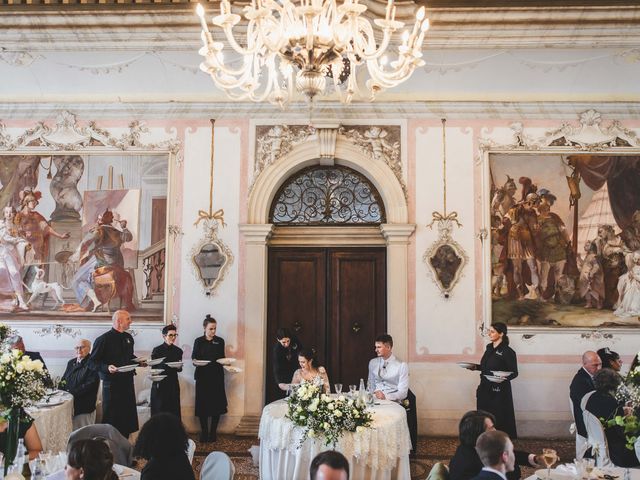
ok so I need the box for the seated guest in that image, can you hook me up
[471,430,516,480]
[133,412,195,480]
[289,349,330,394]
[61,339,100,430]
[273,327,302,395]
[569,351,602,440]
[10,335,51,385]
[367,333,417,453]
[585,368,640,467]
[65,438,118,480]
[310,450,349,480]
[449,410,541,480]
[597,347,623,374]
[0,410,43,460]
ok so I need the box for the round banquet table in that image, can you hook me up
[26,390,74,453]
[258,399,412,480]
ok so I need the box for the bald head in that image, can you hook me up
[582,351,602,375]
[112,310,132,332]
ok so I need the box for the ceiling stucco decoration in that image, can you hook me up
[479,109,640,152]
[338,125,406,198]
[251,125,315,190]
[0,110,182,159]
[0,48,41,67]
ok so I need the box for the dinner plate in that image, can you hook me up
[150,368,164,375]
[457,361,478,369]
[165,361,183,368]
[535,469,574,480]
[193,359,211,366]
[216,358,237,365]
[116,364,138,373]
[34,397,66,408]
[223,365,242,373]
[483,374,505,383]
[149,375,167,382]
[146,357,165,366]
[491,370,512,377]
[132,357,147,364]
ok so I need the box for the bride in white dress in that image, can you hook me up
[614,250,640,317]
[288,349,330,394]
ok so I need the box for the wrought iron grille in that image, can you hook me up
[270,165,385,225]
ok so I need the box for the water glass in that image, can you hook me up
[348,384,357,397]
[583,458,594,479]
[334,383,343,395]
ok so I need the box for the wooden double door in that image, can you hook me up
[265,247,386,404]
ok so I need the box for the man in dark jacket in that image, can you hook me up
[61,338,100,430]
[569,350,602,455]
[470,430,515,480]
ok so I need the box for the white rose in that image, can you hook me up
[334,410,342,417]
[323,422,330,430]
[11,349,21,358]
[338,395,345,402]
[328,403,335,410]
[0,354,10,364]
[308,429,315,437]
[297,406,303,412]
[356,426,364,433]
[15,364,23,374]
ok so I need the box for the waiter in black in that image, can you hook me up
[61,338,100,430]
[150,324,183,419]
[90,309,139,438]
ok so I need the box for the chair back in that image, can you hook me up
[582,410,612,467]
[200,451,235,480]
[635,437,640,466]
[426,462,450,480]
[570,397,588,460]
[186,438,196,464]
[68,424,133,467]
[580,391,595,411]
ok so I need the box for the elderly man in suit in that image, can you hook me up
[470,430,516,480]
[61,338,100,430]
[569,351,602,458]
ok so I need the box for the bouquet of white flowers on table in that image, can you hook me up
[0,347,49,474]
[286,381,373,448]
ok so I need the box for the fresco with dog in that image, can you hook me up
[0,154,167,321]
[490,153,640,328]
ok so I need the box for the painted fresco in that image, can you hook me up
[490,153,640,328]
[0,154,167,322]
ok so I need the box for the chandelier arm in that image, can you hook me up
[221,24,261,56]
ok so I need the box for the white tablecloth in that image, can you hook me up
[26,391,74,453]
[259,399,411,480]
[525,466,640,480]
[46,464,140,480]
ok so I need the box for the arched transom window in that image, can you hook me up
[269,165,386,225]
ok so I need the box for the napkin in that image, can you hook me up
[555,464,578,475]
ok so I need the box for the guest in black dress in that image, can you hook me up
[476,322,519,438]
[192,314,227,443]
[150,324,183,419]
[585,368,639,468]
[272,327,302,396]
[449,410,540,480]
[133,412,195,480]
[65,438,118,480]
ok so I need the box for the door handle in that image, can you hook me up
[352,322,362,333]
[293,321,302,333]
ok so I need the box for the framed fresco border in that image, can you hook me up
[0,111,182,326]
[478,109,640,335]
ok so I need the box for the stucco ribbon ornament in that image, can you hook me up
[194,208,226,227]
[427,211,462,229]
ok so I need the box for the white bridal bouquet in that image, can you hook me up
[286,382,373,447]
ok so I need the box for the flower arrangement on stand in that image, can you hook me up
[0,324,48,474]
[286,382,373,448]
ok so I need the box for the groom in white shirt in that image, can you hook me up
[367,334,409,402]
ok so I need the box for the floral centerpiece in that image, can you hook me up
[0,324,48,473]
[286,382,373,447]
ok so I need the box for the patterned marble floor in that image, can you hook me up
[190,434,576,480]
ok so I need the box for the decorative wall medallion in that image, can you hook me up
[33,324,80,339]
[191,219,234,297]
[580,330,615,341]
[252,125,315,189]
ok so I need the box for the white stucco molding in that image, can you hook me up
[248,129,408,224]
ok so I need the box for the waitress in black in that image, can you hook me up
[192,314,227,443]
[150,324,183,419]
[476,322,518,438]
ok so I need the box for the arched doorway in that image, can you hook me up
[265,165,387,403]
[237,127,414,435]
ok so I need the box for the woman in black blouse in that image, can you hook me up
[150,324,183,419]
[475,322,519,438]
[192,314,227,443]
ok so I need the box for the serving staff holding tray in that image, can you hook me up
[150,324,184,419]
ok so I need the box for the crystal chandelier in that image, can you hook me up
[196,0,429,108]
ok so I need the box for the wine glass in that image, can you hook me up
[583,458,594,479]
[334,383,343,395]
[349,384,357,397]
[542,448,558,479]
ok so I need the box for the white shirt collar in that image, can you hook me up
[481,467,507,480]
